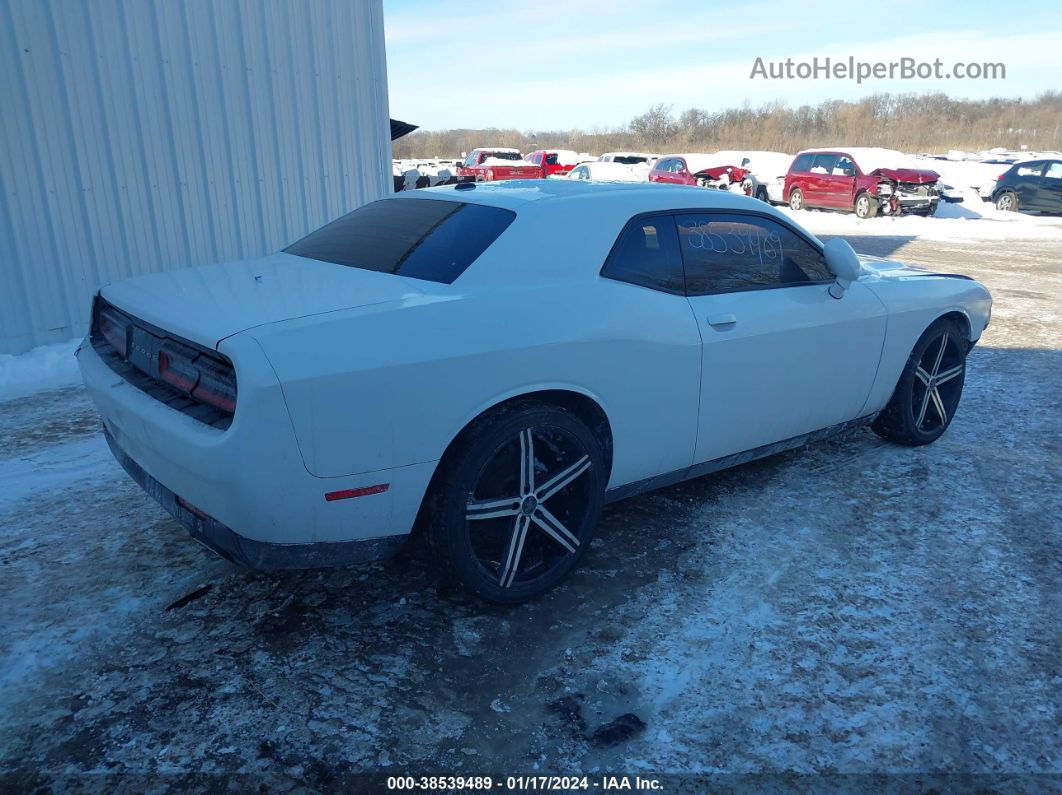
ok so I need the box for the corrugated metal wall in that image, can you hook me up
[0,0,391,354]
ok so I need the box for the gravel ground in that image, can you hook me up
[1,215,1060,791]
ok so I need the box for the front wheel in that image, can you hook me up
[426,402,606,603]
[788,188,804,211]
[872,318,968,446]
[854,192,879,219]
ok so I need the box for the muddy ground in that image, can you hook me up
[1,222,1060,791]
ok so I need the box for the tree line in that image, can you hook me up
[392,92,1062,158]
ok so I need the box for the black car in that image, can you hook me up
[992,159,1062,213]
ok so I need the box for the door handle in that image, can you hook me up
[707,313,737,327]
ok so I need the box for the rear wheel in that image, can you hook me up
[854,192,879,219]
[788,188,804,211]
[426,402,606,603]
[995,191,1017,212]
[872,318,968,446]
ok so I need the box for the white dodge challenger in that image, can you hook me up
[77,181,992,602]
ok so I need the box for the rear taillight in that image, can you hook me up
[158,344,199,392]
[192,356,237,413]
[156,346,237,414]
[99,309,129,356]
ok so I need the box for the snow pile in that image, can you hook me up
[0,337,83,400]
[914,157,1003,196]
[715,150,794,180]
[781,189,1062,241]
[548,150,582,166]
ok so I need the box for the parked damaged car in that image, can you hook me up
[457,148,542,182]
[785,148,942,218]
[649,154,748,190]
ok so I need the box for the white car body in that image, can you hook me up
[77,181,991,569]
[713,150,794,203]
[566,161,649,182]
[598,151,659,165]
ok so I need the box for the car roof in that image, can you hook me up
[798,146,903,159]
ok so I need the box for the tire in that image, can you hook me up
[871,317,968,446]
[854,192,879,219]
[788,188,804,211]
[756,187,769,203]
[425,401,606,603]
[995,191,1017,212]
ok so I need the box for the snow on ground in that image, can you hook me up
[780,191,1062,242]
[0,229,1059,787]
[0,337,82,400]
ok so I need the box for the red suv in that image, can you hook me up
[784,148,941,218]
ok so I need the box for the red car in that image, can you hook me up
[457,148,542,182]
[648,154,748,189]
[524,149,581,178]
[784,148,941,218]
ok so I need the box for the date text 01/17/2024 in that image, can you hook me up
[385,775,663,790]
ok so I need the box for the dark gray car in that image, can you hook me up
[992,159,1062,213]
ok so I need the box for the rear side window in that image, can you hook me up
[676,213,832,295]
[1015,162,1045,177]
[601,215,684,294]
[1045,162,1062,179]
[285,198,515,284]
[791,154,814,172]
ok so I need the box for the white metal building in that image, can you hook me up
[0,0,392,354]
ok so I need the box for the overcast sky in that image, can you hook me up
[384,0,1062,131]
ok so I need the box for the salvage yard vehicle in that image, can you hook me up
[457,147,541,182]
[78,181,992,603]
[566,161,649,182]
[713,150,793,203]
[785,148,942,218]
[598,151,659,165]
[992,159,1062,213]
[524,149,582,178]
[649,154,748,189]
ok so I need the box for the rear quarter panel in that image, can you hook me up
[252,200,703,492]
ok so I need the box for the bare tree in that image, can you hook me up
[392,93,1062,159]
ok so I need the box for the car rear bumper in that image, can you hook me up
[104,427,405,569]
[77,336,432,559]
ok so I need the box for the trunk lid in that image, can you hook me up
[100,252,438,349]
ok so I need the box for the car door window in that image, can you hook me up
[1044,162,1062,179]
[601,215,684,294]
[810,154,837,174]
[673,160,687,174]
[676,213,833,295]
[834,156,856,176]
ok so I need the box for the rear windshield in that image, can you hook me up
[612,155,648,164]
[285,198,516,284]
